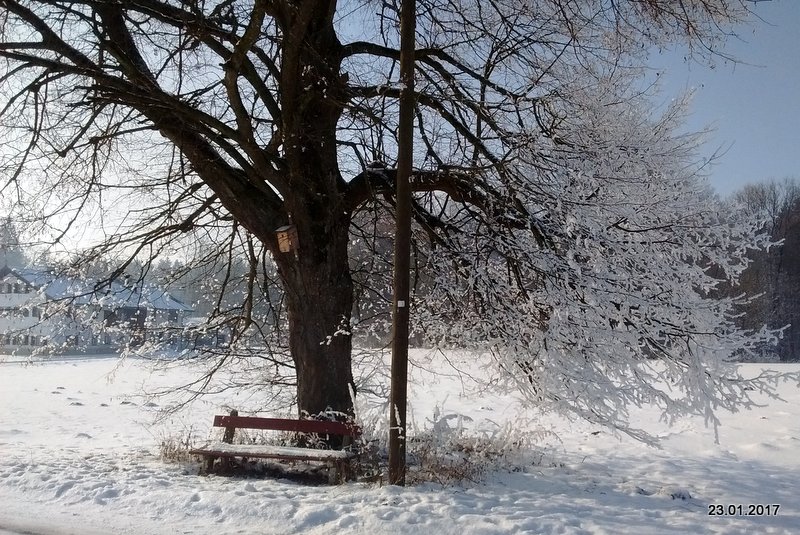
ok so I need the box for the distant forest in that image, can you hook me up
[728,179,800,362]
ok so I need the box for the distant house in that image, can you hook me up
[0,265,193,354]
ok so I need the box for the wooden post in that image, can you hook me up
[389,0,415,487]
[223,409,238,443]
[218,408,238,474]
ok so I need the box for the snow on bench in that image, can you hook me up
[190,442,356,461]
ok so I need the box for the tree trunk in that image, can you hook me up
[264,2,354,419]
[273,210,356,420]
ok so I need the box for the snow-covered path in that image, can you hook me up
[1,355,798,534]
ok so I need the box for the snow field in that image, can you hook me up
[0,353,799,534]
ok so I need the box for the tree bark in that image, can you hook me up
[273,210,356,419]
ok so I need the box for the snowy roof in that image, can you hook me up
[2,266,192,312]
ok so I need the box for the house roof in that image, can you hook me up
[0,266,192,312]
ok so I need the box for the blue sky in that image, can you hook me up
[649,1,800,197]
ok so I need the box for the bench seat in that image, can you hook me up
[189,442,357,462]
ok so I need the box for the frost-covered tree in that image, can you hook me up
[0,0,787,434]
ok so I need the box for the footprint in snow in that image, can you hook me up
[94,488,120,505]
[337,516,358,528]
[55,481,76,498]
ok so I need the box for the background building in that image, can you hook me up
[0,220,192,355]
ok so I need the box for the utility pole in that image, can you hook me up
[388,0,416,486]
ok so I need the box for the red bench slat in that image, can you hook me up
[212,415,360,436]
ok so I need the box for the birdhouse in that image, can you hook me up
[275,225,299,253]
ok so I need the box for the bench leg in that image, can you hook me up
[328,460,351,484]
[205,455,217,475]
[328,463,338,484]
[220,455,235,474]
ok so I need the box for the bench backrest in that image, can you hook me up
[213,414,361,437]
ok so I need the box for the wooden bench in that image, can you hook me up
[189,410,361,483]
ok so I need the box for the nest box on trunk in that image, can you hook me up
[275,225,299,253]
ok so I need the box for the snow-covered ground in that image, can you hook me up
[0,353,798,534]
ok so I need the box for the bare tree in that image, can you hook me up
[0,0,786,435]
